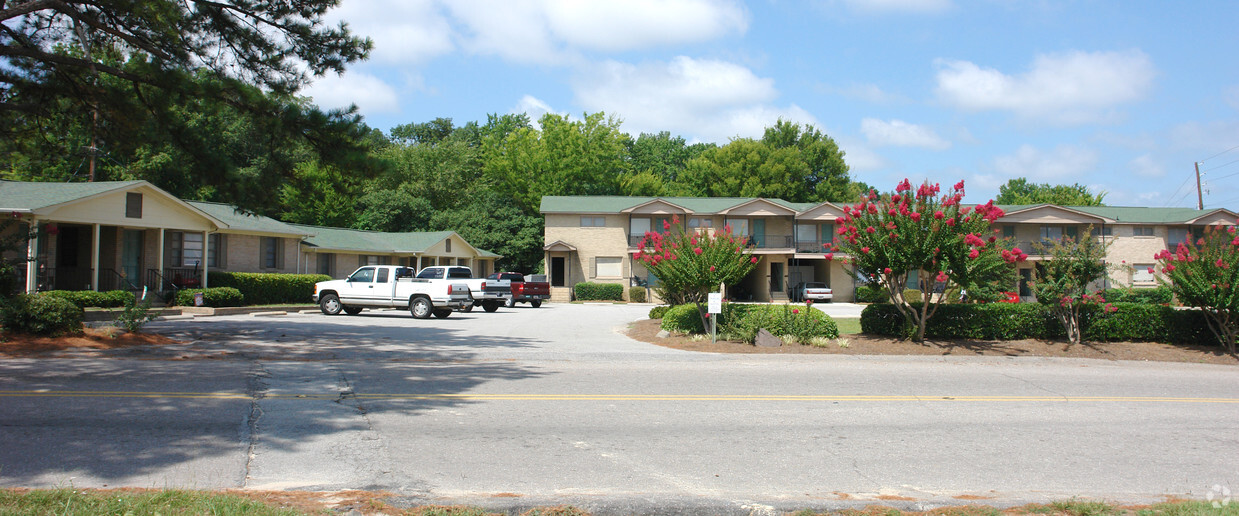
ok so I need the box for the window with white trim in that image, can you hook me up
[629,217,651,236]
[688,217,712,228]
[1133,226,1154,237]
[595,257,622,278]
[1168,228,1188,247]
[580,216,606,227]
[1132,264,1155,284]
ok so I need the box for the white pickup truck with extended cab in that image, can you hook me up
[414,266,511,312]
[313,265,472,319]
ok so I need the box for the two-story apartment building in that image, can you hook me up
[540,195,1238,303]
[1,180,500,296]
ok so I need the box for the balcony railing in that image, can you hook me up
[795,238,833,253]
[629,233,795,249]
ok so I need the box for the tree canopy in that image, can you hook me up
[996,178,1106,206]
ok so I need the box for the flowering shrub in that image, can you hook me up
[830,179,1024,342]
[634,215,757,329]
[1031,229,1113,344]
[1152,223,1239,353]
[660,302,838,344]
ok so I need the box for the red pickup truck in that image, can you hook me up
[488,272,551,308]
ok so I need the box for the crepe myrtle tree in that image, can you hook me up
[1152,223,1239,354]
[1030,227,1115,345]
[634,215,757,331]
[828,179,1026,342]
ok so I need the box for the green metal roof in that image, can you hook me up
[0,180,146,211]
[540,195,805,214]
[293,224,499,257]
[187,201,309,236]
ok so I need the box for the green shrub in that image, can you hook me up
[860,302,1219,345]
[175,287,245,308]
[648,305,670,319]
[1098,286,1173,304]
[41,289,135,309]
[573,282,624,301]
[114,298,158,333]
[902,289,923,304]
[206,272,329,306]
[943,287,962,304]
[1,293,83,336]
[628,286,647,303]
[660,303,839,344]
[855,284,889,303]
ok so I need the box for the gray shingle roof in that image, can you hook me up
[187,201,309,236]
[0,180,146,211]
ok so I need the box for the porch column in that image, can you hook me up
[201,230,209,289]
[91,223,101,292]
[25,217,38,293]
[416,255,422,271]
[156,229,165,292]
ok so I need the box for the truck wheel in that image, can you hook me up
[319,293,342,315]
[483,301,500,312]
[343,306,363,315]
[462,303,474,313]
[504,297,516,308]
[410,297,433,319]
[531,300,542,308]
[433,309,452,318]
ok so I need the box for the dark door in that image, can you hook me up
[1019,269,1032,297]
[551,257,566,287]
[770,261,784,292]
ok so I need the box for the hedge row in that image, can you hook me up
[1098,286,1173,304]
[860,302,1218,345]
[628,286,647,303]
[661,303,839,344]
[573,282,624,301]
[1,293,83,336]
[41,289,135,309]
[174,287,245,308]
[206,272,329,306]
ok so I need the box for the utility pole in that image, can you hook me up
[1195,161,1204,210]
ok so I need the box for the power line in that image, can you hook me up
[1203,157,1239,173]
[1162,175,1193,207]
[1201,143,1239,163]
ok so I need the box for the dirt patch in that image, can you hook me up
[0,327,184,357]
[627,318,1239,365]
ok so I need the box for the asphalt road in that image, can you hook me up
[1,303,1236,514]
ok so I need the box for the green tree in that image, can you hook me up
[633,217,757,330]
[429,191,545,273]
[831,179,1025,342]
[1153,224,1239,353]
[1031,228,1113,344]
[482,112,629,214]
[996,178,1106,206]
[2,1,372,211]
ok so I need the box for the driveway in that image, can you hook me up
[1,303,1236,514]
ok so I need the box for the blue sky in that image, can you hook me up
[304,0,1239,208]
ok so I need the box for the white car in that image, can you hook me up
[313,265,472,319]
[792,282,833,303]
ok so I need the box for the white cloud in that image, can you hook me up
[323,1,455,64]
[511,95,566,125]
[572,56,813,142]
[1129,154,1165,179]
[935,50,1156,124]
[836,140,889,173]
[992,144,1099,180]
[542,0,748,52]
[820,83,907,104]
[834,0,954,14]
[442,0,747,65]
[304,72,401,114]
[860,118,951,150]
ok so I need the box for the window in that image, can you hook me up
[725,218,748,236]
[1002,225,1016,238]
[348,267,375,283]
[359,255,380,266]
[595,257,622,278]
[317,253,334,276]
[1091,226,1112,237]
[262,237,282,269]
[1168,228,1188,247]
[375,268,390,283]
[207,234,225,267]
[1133,226,1155,237]
[417,267,444,279]
[1133,264,1155,284]
[445,238,452,252]
[688,217,713,228]
[629,217,651,236]
[580,216,606,227]
[182,233,204,267]
[796,224,818,243]
[447,267,473,279]
[125,193,142,218]
[1040,226,1064,240]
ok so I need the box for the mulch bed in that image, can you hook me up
[0,327,182,356]
[626,318,1239,365]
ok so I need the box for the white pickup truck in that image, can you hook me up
[415,266,511,312]
[313,265,472,319]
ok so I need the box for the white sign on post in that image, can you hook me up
[707,292,722,314]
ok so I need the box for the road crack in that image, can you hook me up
[242,361,270,488]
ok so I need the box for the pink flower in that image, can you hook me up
[968,249,980,259]
[709,265,716,272]
[945,218,956,227]
[883,267,892,274]
[1105,303,1117,313]
[751,256,758,264]
[694,247,703,255]
[663,220,671,231]
[862,246,871,254]
[1147,266,1154,274]
[936,271,948,282]
[824,253,834,260]
[866,226,876,234]
[806,299,814,305]
[953,180,965,192]
[933,210,944,220]
[632,252,641,260]
[672,214,680,224]
[896,179,912,192]
[793,309,800,314]
[910,212,922,222]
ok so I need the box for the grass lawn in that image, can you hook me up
[835,317,862,335]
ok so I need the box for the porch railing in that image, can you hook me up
[99,269,139,292]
